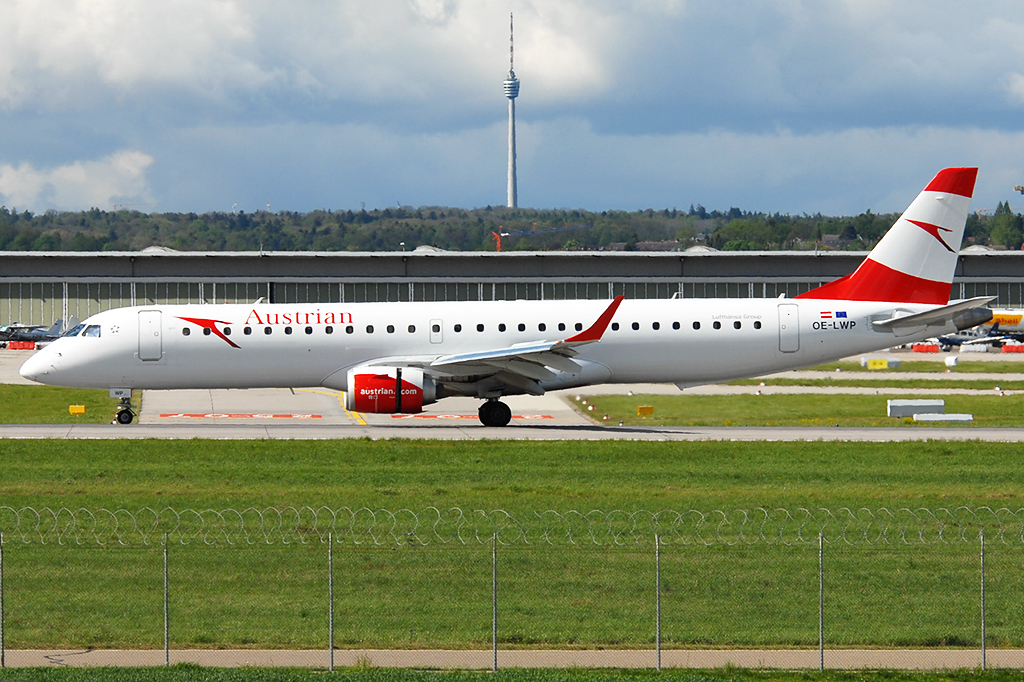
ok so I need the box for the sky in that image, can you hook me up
[2,0,1024,216]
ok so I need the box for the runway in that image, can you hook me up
[2,647,1020,670]
[3,422,1024,441]
[4,349,1024,441]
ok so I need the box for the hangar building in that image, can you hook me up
[1,246,1021,326]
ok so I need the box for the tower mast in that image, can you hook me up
[503,13,520,208]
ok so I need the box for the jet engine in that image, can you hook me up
[345,366,436,414]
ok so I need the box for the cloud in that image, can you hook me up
[1006,73,1024,105]
[134,117,1024,216]
[0,150,154,212]
[3,2,1024,216]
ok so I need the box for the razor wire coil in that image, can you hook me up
[0,506,1021,547]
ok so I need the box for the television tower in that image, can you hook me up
[503,13,521,208]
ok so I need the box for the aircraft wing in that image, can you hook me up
[354,296,624,395]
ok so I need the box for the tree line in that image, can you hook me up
[0,202,1019,253]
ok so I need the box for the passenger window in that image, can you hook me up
[224,327,232,336]
[432,324,440,333]
[387,325,395,333]
[517,323,525,332]
[653,322,660,330]
[182,328,190,336]
[408,325,416,333]
[499,323,506,332]
[538,323,546,332]
[692,321,700,330]
[558,323,566,332]
[713,321,721,330]
[83,325,101,337]
[244,327,252,335]
[454,324,462,332]
[285,326,293,335]
[672,322,680,330]
[611,323,619,331]
[631,322,639,331]
[477,324,484,332]
[734,321,741,329]
[203,328,211,336]
[754,321,762,330]
[326,326,334,334]
[345,326,354,334]
[574,323,582,331]
[264,327,272,335]
[366,325,374,334]
[305,326,313,335]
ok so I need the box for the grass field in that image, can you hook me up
[2,440,1024,650]
[729,377,1024,390]
[806,359,1024,373]
[577,393,1024,427]
[2,439,1024,511]
[2,668,1023,682]
[0,384,128,424]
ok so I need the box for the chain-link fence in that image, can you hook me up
[1,507,1023,670]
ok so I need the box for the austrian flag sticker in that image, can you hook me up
[820,311,847,319]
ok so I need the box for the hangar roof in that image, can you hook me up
[0,249,1019,281]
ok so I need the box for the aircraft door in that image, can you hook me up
[138,310,163,361]
[429,319,443,344]
[778,304,799,353]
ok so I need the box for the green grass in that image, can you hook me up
[3,440,1024,651]
[579,394,1024,427]
[807,360,1024,373]
[3,439,1024,510]
[2,669,1023,682]
[729,378,1024,390]
[0,384,129,423]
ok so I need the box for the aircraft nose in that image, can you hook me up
[19,350,56,384]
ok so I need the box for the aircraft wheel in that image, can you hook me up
[478,400,512,427]
[116,409,134,425]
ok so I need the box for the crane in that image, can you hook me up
[491,222,593,252]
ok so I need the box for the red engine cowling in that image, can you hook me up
[345,366,435,414]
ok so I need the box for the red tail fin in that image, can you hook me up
[797,168,977,304]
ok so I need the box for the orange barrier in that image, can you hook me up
[7,341,36,350]
[1002,344,1024,353]
[911,343,940,353]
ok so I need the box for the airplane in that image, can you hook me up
[1,317,78,344]
[20,167,994,426]
[936,322,1012,351]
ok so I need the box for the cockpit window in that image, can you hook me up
[82,325,101,338]
[63,324,87,337]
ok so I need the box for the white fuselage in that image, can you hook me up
[21,297,951,394]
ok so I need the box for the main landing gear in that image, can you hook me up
[113,397,136,425]
[478,399,512,427]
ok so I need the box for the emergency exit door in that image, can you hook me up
[778,304,800,353]
[138,310,163,361]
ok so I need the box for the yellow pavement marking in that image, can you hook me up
[296,389,367,425]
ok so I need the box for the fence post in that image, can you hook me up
[655,533,661,671]
[1,531,5,670]
[492,540,498,673]
[163,534,169,667]
[329,532,335,673]
[818,532,824,672]
[980,528,986,671]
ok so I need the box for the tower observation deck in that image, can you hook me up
[504,13,520,208]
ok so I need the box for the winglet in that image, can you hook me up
[564,295,624,344]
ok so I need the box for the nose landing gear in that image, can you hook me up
[113,397,136,425]
[478,399,512,427]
